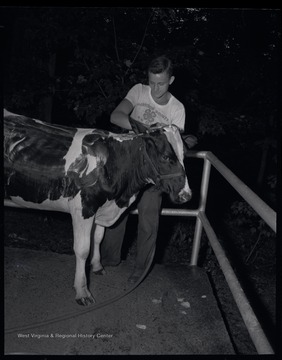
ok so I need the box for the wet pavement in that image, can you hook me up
[4,247,235,355]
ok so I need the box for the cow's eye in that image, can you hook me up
[162,154,170,161]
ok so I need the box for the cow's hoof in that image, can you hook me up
[93,268,106,275]
[76,296,95,306]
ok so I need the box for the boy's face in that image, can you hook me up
[148,71,175,102]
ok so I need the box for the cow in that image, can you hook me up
[4,109,192,306]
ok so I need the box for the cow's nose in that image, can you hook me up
[181,190,192,203]
[177,188,192,203]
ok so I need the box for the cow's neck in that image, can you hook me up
[105,137,148,207]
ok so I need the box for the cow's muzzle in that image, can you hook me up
[177,188,192,203]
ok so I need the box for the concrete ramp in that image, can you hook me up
[4,247,235,355]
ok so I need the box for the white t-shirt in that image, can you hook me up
[125,83,185,131]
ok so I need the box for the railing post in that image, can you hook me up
[190,217,203,266]
[190,156,211,266]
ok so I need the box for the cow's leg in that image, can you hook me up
[71,212,95,306]
[91,224,106,275]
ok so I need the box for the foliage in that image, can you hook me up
[161,220,194,264]
[3,8,199,124]
[227,200,276,266]
[230,201,272,235]
[4,8,280,128]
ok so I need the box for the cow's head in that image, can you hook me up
[142,125,192,204]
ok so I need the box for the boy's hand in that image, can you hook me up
[129,117,149,134]
[183,134,198,148]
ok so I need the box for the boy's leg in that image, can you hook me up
[100,212,129,266]
[128,187,162,283]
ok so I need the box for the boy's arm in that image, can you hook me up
[110,99,134,130]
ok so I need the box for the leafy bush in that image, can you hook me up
[226,200,276,267]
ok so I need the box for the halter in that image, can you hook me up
[142,148,183,181]
[139,129,184,182]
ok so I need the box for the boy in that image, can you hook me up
[101,55,187,283]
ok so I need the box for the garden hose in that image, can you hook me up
[5,242,156,335]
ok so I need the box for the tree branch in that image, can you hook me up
[112,16,120,62]
[95,80,108,99]
[125,11,153,77]
[83,57,91,72]
[83,57,107,99]
[245,230,262,264]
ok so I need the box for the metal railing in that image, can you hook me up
[132,150,276,355]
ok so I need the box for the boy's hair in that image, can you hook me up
[148,55,173,77]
